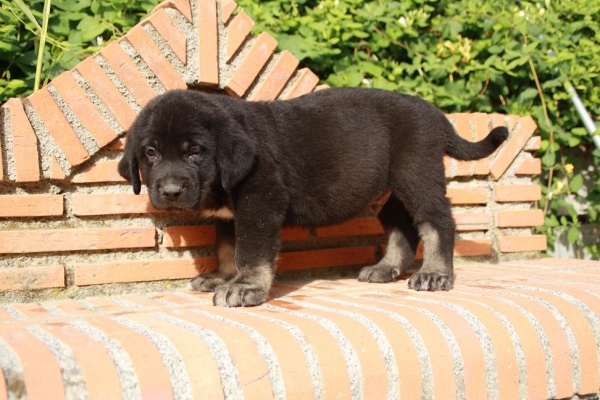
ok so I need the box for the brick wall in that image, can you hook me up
[0,0,545,300]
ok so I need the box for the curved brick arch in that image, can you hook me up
[0,0,546,295]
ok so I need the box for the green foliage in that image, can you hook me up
[238,0,600,259]
[0,0,161,101]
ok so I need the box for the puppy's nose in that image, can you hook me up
[160,183,183,201]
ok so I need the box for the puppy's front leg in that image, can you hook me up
[212,213,281,307]
[188,220,238,292]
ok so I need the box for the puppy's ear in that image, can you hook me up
[216,121,256,192]
[118,135,142,195]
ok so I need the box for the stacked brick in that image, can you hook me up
[0,0,545,297]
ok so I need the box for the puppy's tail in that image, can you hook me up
[446,126,509,160]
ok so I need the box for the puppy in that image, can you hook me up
[118,88,508,307]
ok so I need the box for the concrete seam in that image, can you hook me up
[1,106,17,180]
[119,40,167,95]
[95,54,142,114]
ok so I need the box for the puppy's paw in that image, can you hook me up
[188,272,233,292]
[408,272,453,291]
[213,283,269,307]
[358,264,401,283]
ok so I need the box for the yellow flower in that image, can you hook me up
[553,180,565,195]
[564,163,574,174]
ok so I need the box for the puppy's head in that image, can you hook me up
[118,90,256,210]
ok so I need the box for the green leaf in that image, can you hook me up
[542,150,556,167]
[570,174,584,192]
[12,0,41,32]
[567,226,579,244]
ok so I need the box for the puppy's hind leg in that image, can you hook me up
[188,220,238,292]
[359,196,419,283]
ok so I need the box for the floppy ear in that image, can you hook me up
[118,136,142,195]
[216,120,256,192]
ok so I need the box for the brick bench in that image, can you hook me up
[2,259,600,399]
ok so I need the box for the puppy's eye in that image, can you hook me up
[145,147,158,161]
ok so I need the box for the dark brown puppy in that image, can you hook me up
[118,88,508,307]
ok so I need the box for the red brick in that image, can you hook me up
[279,247,376,271]
[221,0,237,23]
[27,88,91,167]
[496,209,544,227]
[414,239,492,259]
[498,235,547,252]
[3,98,40,182]
[144,9,187,64]
[281,68,319,100]
[167,309,272,398]
[163,225,309,248]
[49,154,66,180]
[0,227,155,254]
[50,71,117,148]
[249,51,299,101]
[124,313,225,399]
[197,0,219,86]
[455,160,474,176]
[0,194,63,217]
[74,257,217,286]
[0,328,65,400]
[41,324,123,400]
[450,113,471,139]
[490,116,537,180]
[123,26,187,91]
[315,218,384,238]
[515,157,542,175]
[453,212,490,231]
[153,0,192,22]
[226,11,254,61]
[525,136,541,151]
[108,138,125,150]
[100,41,158,108]
[163,225,216,247]
[85,317,174,399]
[71,160,126,183]
[72,193,161,216]
[495,184,542,202]
[75,56,137,130]
[0,265,65,291]
[225,32,278,97]
[446,187,488,204]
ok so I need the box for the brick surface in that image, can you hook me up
[123,25,187,91]
[221,0,237,23]
[498,235,547,252]
[49,154,66,180]
[153,0,192,22]
[144,9,187,64]
[71,160,126,183]
[0,227,155,254]
[281,68,319,100]
[490,116,537,180]
[49,71,117,148]
[446,187,489,204]
[226,10,254,61]
[74,257,218,286]
[278,246,376,271]
[453,212,490,231]
[249,51,299,101]
[197,0,219,86]
[2,259,600,400]
[496,209,544,227]
[495,184,542,202]
[3,98,40,182]
[525,136,542,151]
[100,41,158,108]
[515,157,542,175]
[72,193,161,216]
[0,266,64,291]
[413,239,492,259]
[27,88,91,168]
[75,56,138,130]
[225,33,278,97]
[315,218,385,238]
[0,194,63,217]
